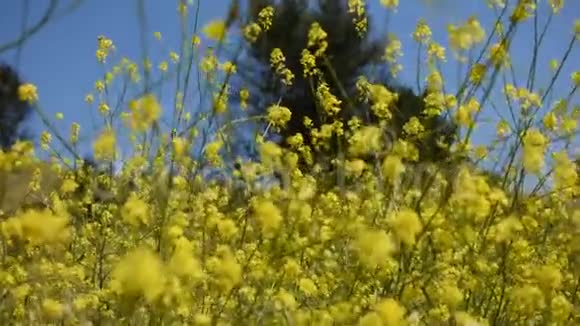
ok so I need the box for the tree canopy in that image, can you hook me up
[232,0,457,168]
[0,63,33,150]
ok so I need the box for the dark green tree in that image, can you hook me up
[0,63,33,150]
[231,0,457,168]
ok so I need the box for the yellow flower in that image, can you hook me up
[489,42,510,67]
[347,0,368,35]
[543,111,558,131]
[368,84,397,120]
[551,295,572,322]
[60,178,79,194]
[121,194,150,227]
[384,34,403,63]
[192,35,201,46]
[203,19,227,41]
[454,311,481,326]
[127,94,162,132]
[382,155,406,183]
[413,19,432,43]
[220,61,236,74]
[42,298,65,320]
[427,42,446,62]
[258,6,275,31]
[298,278,317,297]
[300,49,317,77]
[95,80,106,93]
[345,159,366,177]
[217,218,239,240]
[276,289,298,310]
[389,208,422,246]
[359,312,383,326]
[572,71,580,87]
[253,199,283,237]
[424,70,443,93]
[40,131,52,151]
[307,22,328,57]
[353,227,395,270]
[239,88,250,110]
[267,104,292,129]
[168,238,204,281]
[243,22,262,43]
[18,83,38,103]
[98,102,110,115]
[549,0,564,14]
[403,117,425,136]
[110,247,166,303]
[204,139,224,166]
[469,63,486,85]
[496,120,510,138]
[93,129,116,161]
[522,129,547,174]
[172,137,188,157]
[170,52,180,63]
[1,209,70,245]
[158,61,168,72]
[375,298,406,326]
[349,126,382,157]
[534,265,562,291]
[439,281,463,308]
[380,0,399,10]
[552,151,577,190]
[214,246,242,292]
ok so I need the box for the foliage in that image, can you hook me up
[232,0,457,167]
[0,64,33,150]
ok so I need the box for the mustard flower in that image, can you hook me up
[127,94,162,132]
[384,34,403,64]
[214,246,242,292]
[168,238,204,281]
[469,63,486,85]
[253,199,283,237]
[121,194,150,227]
[258,6,275,31]
[42,298,65,320]
[307,22,328,57]
[203,19,227,41]
[267,104,292,129]
[552,150,577,191]
[2,209,70,245]
[522,129,547,174]
[18,83,38,103]
[93,129,116,161]
[413,19,432,43]
[359,312,383,326]
[353,227,396,270]
[110,247,166,303]
[347,0,368,35]
[374,298,406,326]
[380,0,399,10]
[298,277,318,297]
[389,208,422,246]
[382,155,406,183]
[243,22,262,43]
[349,126,382,157]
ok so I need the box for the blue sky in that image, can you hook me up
[0,0,577,163]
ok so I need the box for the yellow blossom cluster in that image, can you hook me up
[0,1,579,325]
